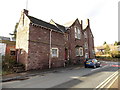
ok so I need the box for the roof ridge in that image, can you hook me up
[28,15,56,27]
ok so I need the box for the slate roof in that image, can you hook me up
[28,16,64,33]
[0,36,10,41]
[54,23,67,32]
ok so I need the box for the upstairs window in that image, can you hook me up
[75,27,77,38]
[84,31,87,38]
[64,34,68,41]
[51,48,59,57]
[74,27,81,39]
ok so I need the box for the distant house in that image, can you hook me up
[95,44,119,56]
[117,42,120,51]
[0,43,6,56]
[0,36,16,60]
[16,9,95,70]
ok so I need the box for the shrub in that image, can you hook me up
[2,55,25,74]
[111,51,120,58]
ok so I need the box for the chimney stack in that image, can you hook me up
[81,20,83,30]
[87,19,90,27]
[22,9,29,15]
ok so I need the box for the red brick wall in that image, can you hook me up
[85,26,95,59]
[27,24,66,70]
[16,12,95,70]
[5,44,16,60]
[68,19,85,64]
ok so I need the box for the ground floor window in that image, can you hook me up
[85,53,89,58]
[79,47,83,56]
[51,48,59,57]
[75,47,83,56]
[10,50,16,56]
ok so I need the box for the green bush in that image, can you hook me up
[111,51,120,58]
[2,55,25,74]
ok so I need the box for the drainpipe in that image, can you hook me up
[49,29,52,69]
[17,49,19,63]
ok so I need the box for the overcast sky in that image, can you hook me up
[0,0,119,46]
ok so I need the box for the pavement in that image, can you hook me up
[2,64,83,82]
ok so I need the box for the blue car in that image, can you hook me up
[84,59,101,68]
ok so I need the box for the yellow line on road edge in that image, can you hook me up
[93,70,119,90]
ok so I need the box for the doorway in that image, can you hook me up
[65,48,68,60]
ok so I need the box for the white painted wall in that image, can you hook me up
[0,43,6,56]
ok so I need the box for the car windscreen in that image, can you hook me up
[87,60,92,62]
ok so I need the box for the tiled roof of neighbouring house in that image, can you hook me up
[0,36,10,41]
[28,15,65,33]
[49,19,67,32]
[54,23,67,32]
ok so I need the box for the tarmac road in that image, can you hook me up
[2,61,120,89]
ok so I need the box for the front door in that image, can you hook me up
[65,48,68,60]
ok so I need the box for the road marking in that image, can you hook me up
[94,70,119,90]
[111,65,120,67]
[91,65,108,71]
[106,74,119,89]
[91,68,101,71]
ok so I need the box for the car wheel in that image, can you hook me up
[85,65,87,68]
[93,65,96,68]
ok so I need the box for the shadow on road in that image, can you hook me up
[48,79,83,89]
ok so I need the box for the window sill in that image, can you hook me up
[51,56,58,58]
[75,38,81,40]
[76,55,83,57]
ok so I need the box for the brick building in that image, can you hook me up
[16,9,95,70]
[0,36,16,61]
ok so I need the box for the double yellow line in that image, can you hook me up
[94,70,119,90]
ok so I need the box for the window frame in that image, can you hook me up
[77,28,80,39]
[75,47,83,56]
[51,48,59,57]
[74,27,81,39]
[10,50,16,56]
[85,53,89,58]
[79,47,83,56]
[75,27,77,38]
[75,47,80,56]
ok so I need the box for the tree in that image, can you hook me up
[103,41,107,45]
[117,41,120,45]
[9,22,18,39]
[114,41,118,46]
[104,44,110,54]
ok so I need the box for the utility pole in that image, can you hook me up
[26,0,28,10]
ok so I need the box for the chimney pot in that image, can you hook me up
[23,9,29,15]
[87,19,90,27]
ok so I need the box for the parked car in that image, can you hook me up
[84,59,101,68]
